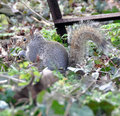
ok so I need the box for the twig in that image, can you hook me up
[0,80,8,84]
[105,55,117,68]
[28,72,35,86]
[0,74,26,83]
[31,16,52,26]
[76,80,96,99]
[64,80,96,116]
[64,98,73,116]
[21,1,53,26]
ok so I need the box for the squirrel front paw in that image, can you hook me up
[18,50,26,58]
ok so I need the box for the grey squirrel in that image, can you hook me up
[18,25,108,71]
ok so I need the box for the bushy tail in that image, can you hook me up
[69,25,109,66]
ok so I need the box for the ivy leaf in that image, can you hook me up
[51,100,65,115]
[70,103,94,116]
[87,100,115,116]
[37,90,46,104]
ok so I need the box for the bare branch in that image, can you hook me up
[0,80,8,84]
[0,74,26,83]
[21,1,53,26]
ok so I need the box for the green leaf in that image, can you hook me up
[33,71,40,77]
[95,60,102,64]
[0,109,11,116]
[51,100,65,115]
[87,100,115,116]
[19,73,31,80]
[14,110,26,116]
[37,90,46,103]
[87,100,101,115]
[101,66,111,72]
[5,89,15,103]
[100,100,115,116]
[0,14,9,26]
[23,61,29,68]
[70,103,94,116]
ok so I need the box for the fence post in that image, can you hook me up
[47,0,67,38]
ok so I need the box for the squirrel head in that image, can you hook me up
[15,32,46,50]
[15,35,31,50]
[15,26,46,50]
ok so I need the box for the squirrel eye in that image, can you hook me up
[23,38,26,41]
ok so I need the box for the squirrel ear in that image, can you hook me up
[30,25,36,38]
[30,29,33,36]
[30,30,34,40]
[30,25,35,39]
